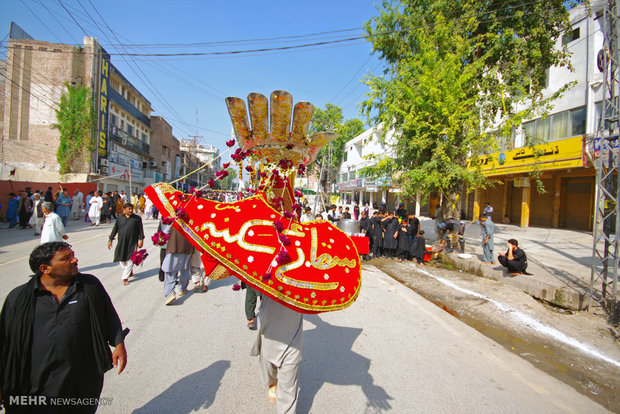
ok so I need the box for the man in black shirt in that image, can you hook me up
[498,238,529,275]
[108,203,145,286]
[0,242,128,413]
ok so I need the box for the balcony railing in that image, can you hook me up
[110,126,150,155]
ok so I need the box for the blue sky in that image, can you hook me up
[0,0,385,156]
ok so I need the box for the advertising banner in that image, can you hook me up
[467,136,585,176]
[98,50,110,157]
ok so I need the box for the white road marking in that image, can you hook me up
[413,264,620,369]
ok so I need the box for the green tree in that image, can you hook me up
[363,0,577,218]
[54,83,95,175]
[309,104,364,190]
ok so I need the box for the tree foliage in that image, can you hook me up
[363,0,577,217]
[54,82,95,175]
[308,104,365,186]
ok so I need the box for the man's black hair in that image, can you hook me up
[508,238,519,247]
[124,202,134,208]
[29,242,72,277]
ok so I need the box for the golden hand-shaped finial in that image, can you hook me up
[226,90,337,165]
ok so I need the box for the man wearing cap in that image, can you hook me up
[108,203,144,286]
[30,192,45,236]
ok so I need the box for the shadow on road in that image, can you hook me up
[299,315,393,413]
[132,360,230,413]
[78,262,119,272]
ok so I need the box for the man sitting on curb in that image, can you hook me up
[498,239,531,276]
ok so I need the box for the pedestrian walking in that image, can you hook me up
[251,295,303,413]
[29,192,45,235]
[40,202,68,244]
[0,242,128,412]
[108,203,145,286]
[479,215,495,264]
[161,226,194,305]
[88,191,103,226]
[5,192,18,228]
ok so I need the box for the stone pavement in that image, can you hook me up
[418,217,598,311]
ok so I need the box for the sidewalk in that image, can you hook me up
[418,217,597,311]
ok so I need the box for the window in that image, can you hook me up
[127,124,134,137]
[536,117,550,141]
[523,121,536,143]
[110,114,117,128]
[570,107,586,136]
[562,27,580,45]
[349,171,356,180]
[551,111,569,140]
[343,151,348,162]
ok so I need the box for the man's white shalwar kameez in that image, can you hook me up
[40,211,66,244]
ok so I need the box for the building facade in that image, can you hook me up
[470,3,603,230]
[0,23,175,194]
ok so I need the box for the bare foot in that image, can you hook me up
[268,382,277,403]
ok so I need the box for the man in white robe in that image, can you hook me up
[71,189,84,220]
[40,202,68,244]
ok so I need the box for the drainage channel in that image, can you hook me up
[376,265,620,413]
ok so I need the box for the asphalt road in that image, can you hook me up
[0,219,611,413]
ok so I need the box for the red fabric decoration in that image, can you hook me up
[145,182,361,314]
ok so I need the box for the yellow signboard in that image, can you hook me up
[467,136,585,176]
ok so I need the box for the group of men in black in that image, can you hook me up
[360,205,427,264]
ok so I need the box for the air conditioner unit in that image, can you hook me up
[100,159,109,166]
[102,166,108,174]
[149,161,158,168]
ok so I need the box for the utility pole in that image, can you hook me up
[590,0,620,317]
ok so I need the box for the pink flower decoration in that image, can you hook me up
[232,283,242,291]
[151,231,170,246]
[262,271,272,281]
[274,220,285,233]
[223,162,230,169]
[208,179,215,188]
[130,249,149,266]
[245,165,254,173]
[279,234,291,246]
[276,250,291,265]
[175,207,188,220]
[297,164,306,176]
[226,139,236,147]
[294,190,303,198]
[282,210,296,220]
[161,216,175,225]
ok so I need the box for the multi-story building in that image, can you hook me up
[179,140,219,189]
[0,23,97,182]
[470,2,603,230]
[0,22,161,195]
[150,116,180,182]
[102,61,153,194]
[338,123,408,210]
[340,3,605,230]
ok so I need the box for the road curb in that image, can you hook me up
[441,251,590,311]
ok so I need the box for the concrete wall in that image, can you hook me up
[0,37,94,179]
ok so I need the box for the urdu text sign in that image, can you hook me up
[467,136,585,176]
